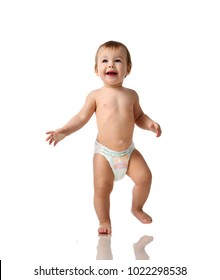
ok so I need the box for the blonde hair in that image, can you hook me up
[95,40,132,71]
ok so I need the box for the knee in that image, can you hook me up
[140,170,152,188]
[94,182,113,196]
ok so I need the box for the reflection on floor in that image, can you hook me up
[133,235,153,260]
[96,235,113,260]
[96,235,153,260]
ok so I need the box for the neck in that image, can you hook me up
[103,82,123,88]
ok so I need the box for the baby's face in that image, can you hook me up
[95,46,131,87]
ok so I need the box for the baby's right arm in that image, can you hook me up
[46,91,96,146]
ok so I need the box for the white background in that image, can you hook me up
[0,0,219,279]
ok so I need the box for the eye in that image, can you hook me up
[115,59,122,63]
[102,59,108,63]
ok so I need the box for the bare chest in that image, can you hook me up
[97,94,134,113]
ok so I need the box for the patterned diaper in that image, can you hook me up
[94,141,135,181]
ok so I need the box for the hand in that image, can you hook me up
[149,122,162,137]
[46,129,66,146]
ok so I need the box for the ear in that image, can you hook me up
[125,64,132,77]
[94,66,99,76]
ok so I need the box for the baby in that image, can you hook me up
[46,40,162,235]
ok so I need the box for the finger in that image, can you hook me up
[49,138,54,145]
[156,127,162,137]
[46,131,54,134]
[46,135,52,141]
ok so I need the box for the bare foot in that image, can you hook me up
[131,209,152,224]
[98,223,112,235]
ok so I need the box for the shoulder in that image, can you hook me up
[85,89,99,102]
[84,88,105,110]
[87,88,103,99]
[123,86,138,95]
[123,87,139,101]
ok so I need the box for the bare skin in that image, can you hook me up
[46,44,162,234]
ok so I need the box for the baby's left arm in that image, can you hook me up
[136,113,162,137]
[134,93,162,137]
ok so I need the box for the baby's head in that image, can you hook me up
[94,40,132,73]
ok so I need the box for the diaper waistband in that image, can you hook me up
[95,141,135,157]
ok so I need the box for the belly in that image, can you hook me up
[96,123,134,151]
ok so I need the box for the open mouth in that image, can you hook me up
[106,71,117,76]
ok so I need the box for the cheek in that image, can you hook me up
[95,66,102,76]
[99,65,107,75]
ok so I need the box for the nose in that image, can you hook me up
[108,61,115,68]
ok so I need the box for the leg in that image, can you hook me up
[93,154,114,234]
[126,149,152,224]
